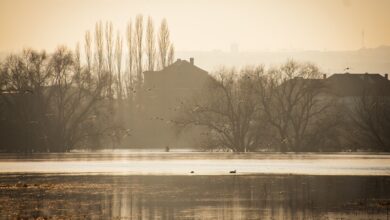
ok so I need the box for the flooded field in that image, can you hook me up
[1,152,390,219]
[0,175,389,219]
[0,151,389,176]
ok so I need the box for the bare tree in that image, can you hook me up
[350,90,390,151]
[48,46,108,151]
[175,67,262,152]
[126,20,135,98]
[145,16,156,71]
[115,31,123,100]
[256,60,333,152]
[134,15,144,89]
[0,17,179,152]
[158,19,170,69]
[94,21,104,83]
[0,49,50,152]
[84,30,92,76]
[74,43,82,86]
[168,44,175,66]
[105,21,114,99]
[0,46,114,152]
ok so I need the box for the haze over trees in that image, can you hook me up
[0,48,110,152]
[175,67,261,152]
[0,15,389,153]
[255,61,340,152]
[0,15,175,152]
[175,61,390,152]
[349,87,390,151]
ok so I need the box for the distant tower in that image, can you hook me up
[361,29,365,49]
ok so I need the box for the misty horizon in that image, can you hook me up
[1,1,390,219]
[2,45,390,74]
[2,0,390,52]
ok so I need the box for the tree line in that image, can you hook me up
[0,15,174,152]
[175,61,390,152]
[1,16,389,153]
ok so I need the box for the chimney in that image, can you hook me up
[190,57,194,65]
[323,74,327,79]
[385,73,388,80]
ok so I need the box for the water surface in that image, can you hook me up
[0,151,389,176]
[1,175,389,219]
[1,151,390,219]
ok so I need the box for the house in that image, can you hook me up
[142,58,210,116]
[144,58,209,96]
[325,73,390,96]
[323,73,390,107]
[133,58,211,148]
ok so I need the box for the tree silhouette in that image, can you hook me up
[158,19,171,70]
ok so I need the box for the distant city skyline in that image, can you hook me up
[1,0,390,53]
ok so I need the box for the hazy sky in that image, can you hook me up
[1,0,390,52]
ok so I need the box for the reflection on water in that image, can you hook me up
[1,175,389,219]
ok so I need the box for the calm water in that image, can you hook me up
[1,151,390,219]
[0,175,389,219]
[0,151,389,175]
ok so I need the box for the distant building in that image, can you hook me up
[324,73,390,97]
[144,58,209,97]
[289,72,390,100]
[322,73,390,108]
[136,58,211,148]
[283,72,390,113]
[143,58,210,116]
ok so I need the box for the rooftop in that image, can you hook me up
[325,73,390,96]
[143,58,210,90]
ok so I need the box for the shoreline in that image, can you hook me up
[1,172,390,177]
